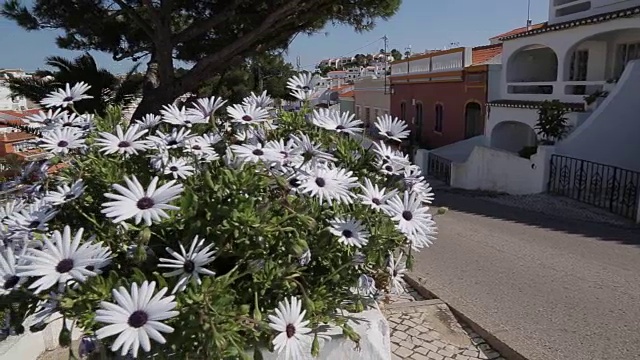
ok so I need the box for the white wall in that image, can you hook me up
[549,0,640,25]
[556,60,640,171]
[0,83,27,110]
[487,64,503,102]
[500,17,640,103]
[450,145,555,194]
[485,106,579,145]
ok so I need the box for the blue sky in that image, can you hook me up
[0,0,548,74]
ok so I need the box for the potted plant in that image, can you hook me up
[603,78,618,92]
[535,100,571,145]
[0,76,436,359]
[583,90,608,111]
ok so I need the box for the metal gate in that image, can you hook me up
[548,155,640,220]
[427,153,452,185]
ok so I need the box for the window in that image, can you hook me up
[374,108,379,122]
[415,103,424,129]
[615,42,640,78]
[434,104,443,132]
[569,50,589,81]
[356,106,361,118]
[400,102,407,121]
[364,107,371,123]
[384,110,389,116]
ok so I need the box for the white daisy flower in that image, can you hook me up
[356,274,377,297]
[289,133,336,164]
[352,251,367,268]
[268,296,313,360]
[5,203,57,232]
[163,158,195,179]
[95,281,179,358]
[358,178,397,211]
[158,236,217,294]
[147,152,167,172]
[375,114,410,142]
[187,96,227,122]
[243,91,274,109]
[200,133,223,146]
[146,128,193,149]
[30,292,61,328]
[40,127,85,154]
[0,246,27,295]
[51,112,91,130]
[298,164,357,205]
[101,176,183,226]
[312,109,363,135]
[24,109,66,127]
[299,249,311,266]
[160,104,204,128]
[387,251,407,295]
[383,191,436,249]
[227,104,270,126]
[134,114,162,130]
[263,139,303,169]
[328,217,369,248]
[403,165,435,204]
[40,82,93,108]
[96,124,150,157]
[44,179,85,205]
[287,73,316,101]
[230,143,268,164]
[378,159,406,177]
[0,199,26,221]
[17,226,111,294]
[372,141,410,167]
[183,138,218,161]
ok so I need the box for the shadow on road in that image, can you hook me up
[432,189,640,247]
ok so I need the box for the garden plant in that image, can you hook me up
[0,73,436,359]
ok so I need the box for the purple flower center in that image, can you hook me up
[28,220,41,229]
[252,149,264,156]
[128,310,148,328]
[117,141,130,148]
[315,177,326,187]
[335,125,345,130]
[402,210,413,221]
[183,260,195,273]
[136,197,155,210]
[55,259,74,273]
[3,275,19,290]
[242,115,253,122]
[62,96,74,102]
[286,324,296,338]
[169,166,179,172]
[288,178,301,188]
[192,144,201,150]
[372,198,381,205]
[166,139,178,146]
[57,140,69,148]
[342,229,353,238]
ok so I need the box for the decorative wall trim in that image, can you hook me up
[500,6,640,41]
[487,99,585,112]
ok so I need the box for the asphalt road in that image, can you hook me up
[412,191,640,360]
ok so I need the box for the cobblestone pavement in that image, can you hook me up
[382,289,503,360]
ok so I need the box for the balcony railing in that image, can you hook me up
[504,80,611,103]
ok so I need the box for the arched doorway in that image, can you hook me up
[506,45,558,95]
[464,102,483,139]
[490,121,537,153]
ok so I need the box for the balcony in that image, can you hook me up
[506,80,607,103]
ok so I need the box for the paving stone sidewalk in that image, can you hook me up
[382,288,504,360]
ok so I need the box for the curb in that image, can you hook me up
[405,274,528,360]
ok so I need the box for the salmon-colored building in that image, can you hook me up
[389,45,503,149]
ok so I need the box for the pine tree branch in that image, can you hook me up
[172,0,247,44]
[111,0,155,38]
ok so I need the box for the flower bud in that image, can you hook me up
[311,334,320,357]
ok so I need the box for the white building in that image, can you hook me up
[423,0,640,221]
[0,69,29,111]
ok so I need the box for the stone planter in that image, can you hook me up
[254,303,391,360]
[3,304,391,360]
[0,314,82,360]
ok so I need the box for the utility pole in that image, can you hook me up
[383,35,389,94]
[526,0,532,30]
[296,56,301,72]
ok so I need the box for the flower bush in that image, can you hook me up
[0,74,437,359]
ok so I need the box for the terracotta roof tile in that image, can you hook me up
[339,91,355,98]
[472,44,503,65]
[0,132,36,142]
[490,23,546,40]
